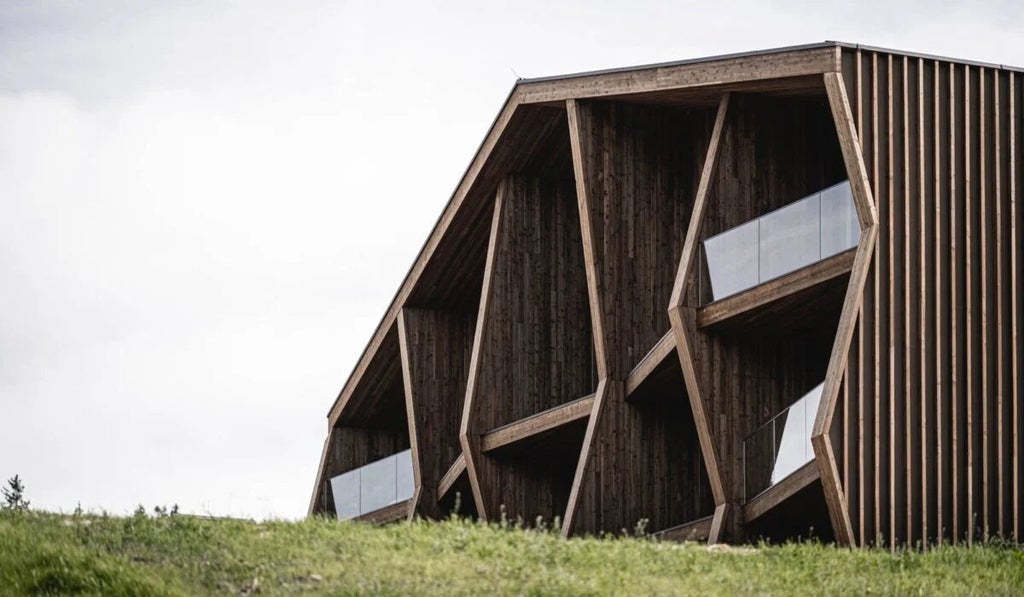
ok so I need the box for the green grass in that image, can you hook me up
[1,509,1022,595]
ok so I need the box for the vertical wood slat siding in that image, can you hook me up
[904,55,919,546]
[996,68,1009,541]
[871,52,884,545]
[1014,70,1024,543]
[397,308,476,519]
[836,49,1023,546]
[1013,70,1022,543]
[463,168,596,523]
[565,99,715,535]
[936,60,952,546]
[1014,71,1023,543]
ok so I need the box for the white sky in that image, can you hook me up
[1,1,1022,520]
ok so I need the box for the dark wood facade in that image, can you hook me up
[310,43,1024,547]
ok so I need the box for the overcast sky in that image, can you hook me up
[1,1,1022,520]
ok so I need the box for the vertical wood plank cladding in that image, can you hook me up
[878,53,893,547]
[566,99,714,536]
[903,56,919,546]
[936,60,952,546]
[996,69,1011,542]
[951,62,964,544]
[981,68,996,541]
[567,375,715,536]
[1013,70,1024,543]
[995,69,1011,538]
[571,100,708,379]
[463,168,595,523]
[1012,71,1021,542]
[920,58,937,545]
[889,55,905,548]
[966,64,980,545]
[398,308,475,519]
[871,52,885,545]
[1014,70,1023,543]
[858,51,876,546]
[839,48,1023,546]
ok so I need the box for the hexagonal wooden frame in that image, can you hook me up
[666,76,878,545]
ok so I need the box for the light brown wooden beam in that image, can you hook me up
[668,93,731,529]
[517,46,838,104]
[654,515,714,543]
[307,431,333,516]
[742,462,822,523]
[481,395,595,453]
[696,249,856,329]
[624,331,676,396]
[436,453,467,502]
[566,98,608,381]
[812,71,880,547]
[354,499,413,525]
[459,183,508,521]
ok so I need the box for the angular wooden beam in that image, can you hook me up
[481,394,595,453]
[397,310,424,522]
[742,461,822,523]
[624,331,676,396]
[562,379,608,536]
[458,183,508,521]
[354,499,413,525]
[437,453,467,502]
[307,430,333,516]
[668,93,732,541]
[696,249,856,329]
[654,514,714,542]
[567,98,609,381]
[811,71,881,547]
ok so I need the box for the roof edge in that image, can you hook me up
[517,41,1022,85]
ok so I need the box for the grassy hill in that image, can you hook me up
[1,508,1022,595]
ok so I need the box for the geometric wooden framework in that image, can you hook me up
[310,43,1024,548]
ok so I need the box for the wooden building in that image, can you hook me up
[309,42,1024,547]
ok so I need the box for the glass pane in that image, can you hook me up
[331,469,361,520]
[758,193,821,282]
[820,181,859,257]
[770,382,824,484]
[396,449,415,502]
[360,454,398,515]
[703,219,759,300]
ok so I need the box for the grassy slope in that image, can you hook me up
[1,510,1022,596]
